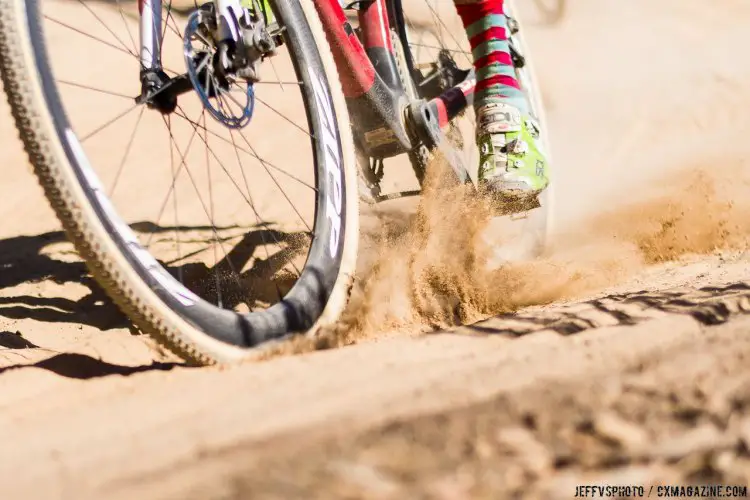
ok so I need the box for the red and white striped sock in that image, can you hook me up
[454,0,527,113]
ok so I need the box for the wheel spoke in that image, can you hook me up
[159,114,246,283]
[114,0,138,54]
[175,105,310,279]
[108,106,145,198]
[165,115,184,284]
[58,80,134,100]
[145,111,203,249]
[227,130,291,295]
[80,104,139,142]
[202,112,225,308]
[77,0,137,58]
[172,109,317,191]
[233,129,312,233]
[45,15,132,58]
[422,0,473,66]
[43,0,324,320]
[229,129,303,281]
[249,90,313,138]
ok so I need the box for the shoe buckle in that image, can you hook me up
[509,139,529,155]
[525,118,540,138]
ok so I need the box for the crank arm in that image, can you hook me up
[407,99,474,187]
[372,190,422,203]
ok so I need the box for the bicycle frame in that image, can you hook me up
[312,0,476,160]
[137,0,476,166]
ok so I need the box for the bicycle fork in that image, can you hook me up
[138,0,162,72]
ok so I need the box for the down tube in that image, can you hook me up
[313,0,377,98]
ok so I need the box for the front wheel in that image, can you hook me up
[0,0,359,364]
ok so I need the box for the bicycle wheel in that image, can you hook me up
[387,0,554,258]
[0,0,359,364]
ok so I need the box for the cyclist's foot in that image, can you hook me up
[476,102,549,212]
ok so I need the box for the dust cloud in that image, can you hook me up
[266,157,750,357]
[343,155,749,331]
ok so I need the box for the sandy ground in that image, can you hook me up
[2,0,750,498]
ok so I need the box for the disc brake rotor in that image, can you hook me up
[183,10,255,129]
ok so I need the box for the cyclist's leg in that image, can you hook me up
[454,0,549,205]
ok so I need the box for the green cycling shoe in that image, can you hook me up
[476,102,550,211]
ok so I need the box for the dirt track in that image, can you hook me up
[2,0,750,498]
